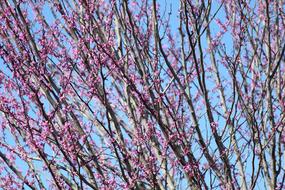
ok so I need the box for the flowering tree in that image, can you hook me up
[0,0,284,189]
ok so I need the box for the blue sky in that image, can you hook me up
[0,0,278,189]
